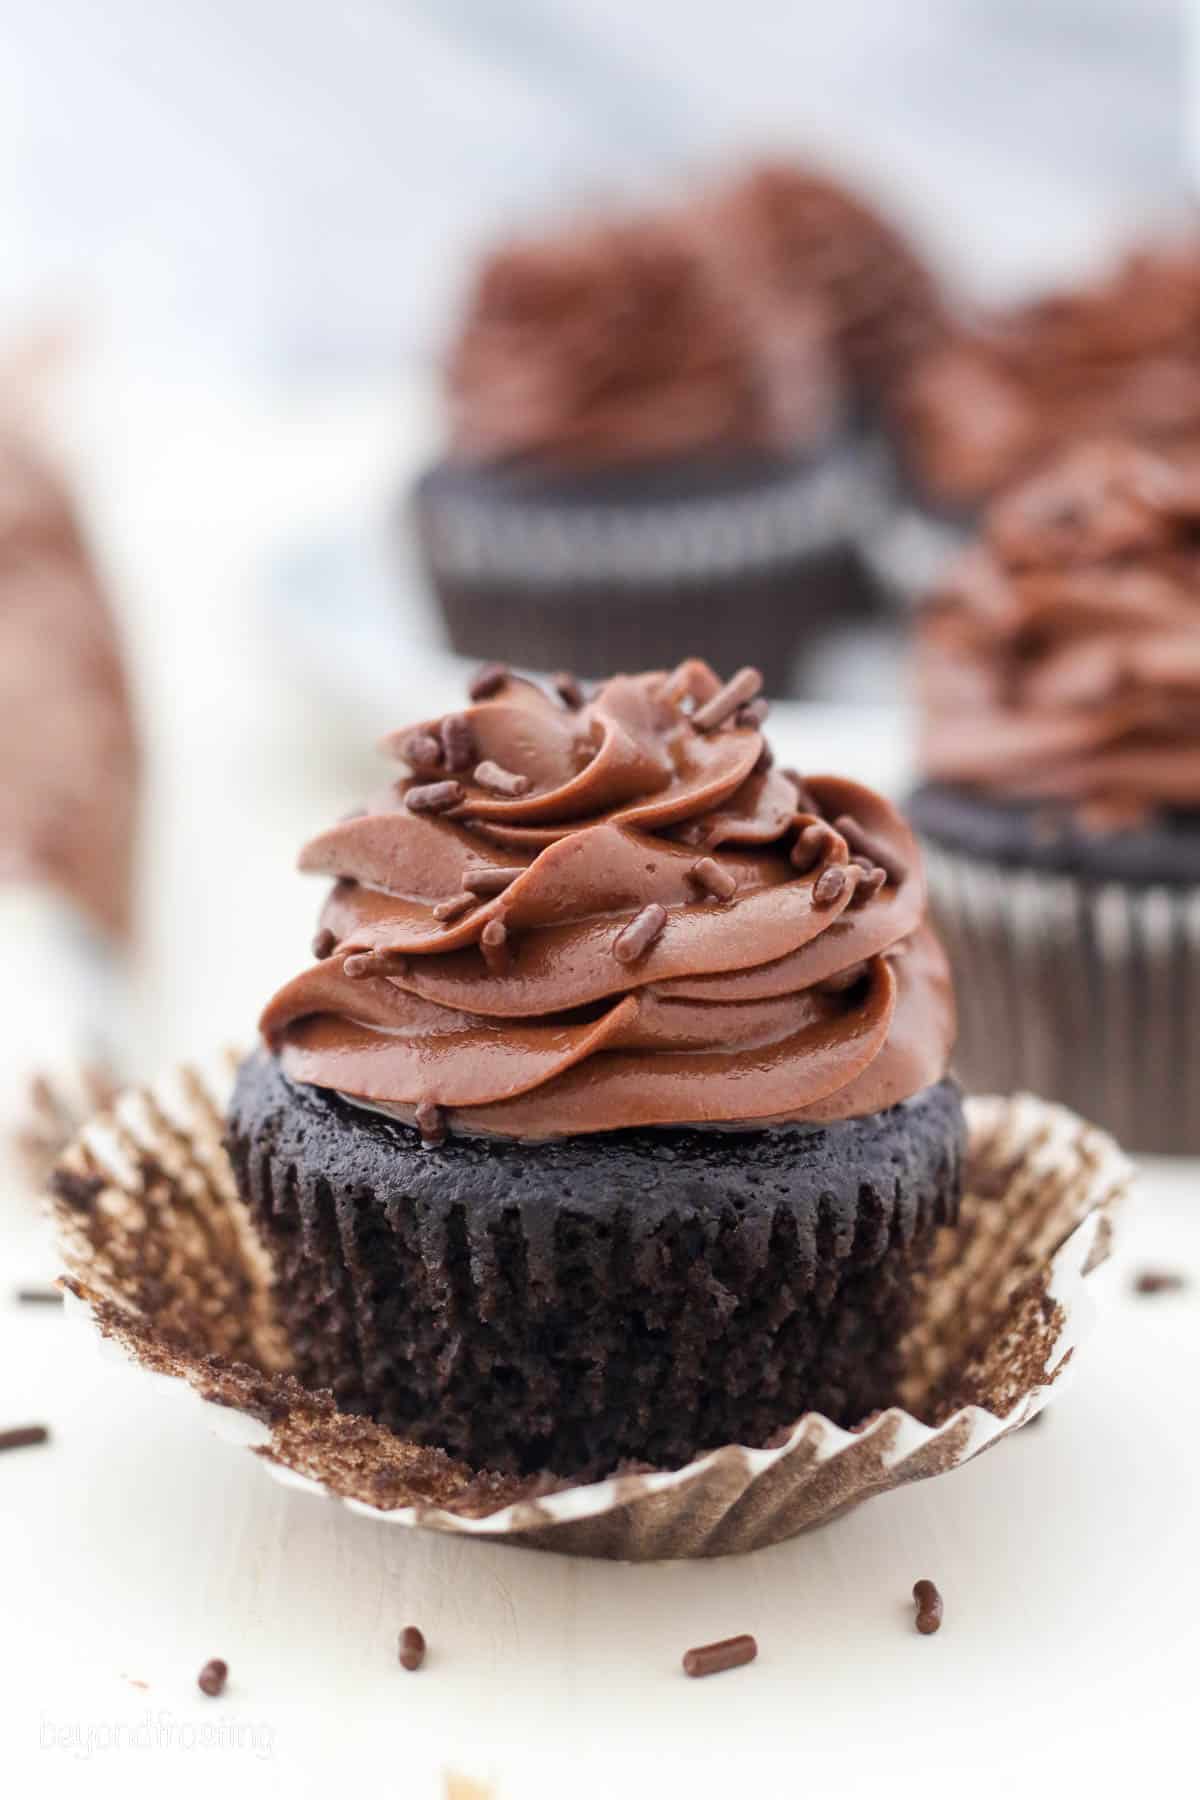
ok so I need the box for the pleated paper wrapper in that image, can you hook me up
[48,1052,1128,1561]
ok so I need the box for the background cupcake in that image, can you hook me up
[892,241,1200,522]
[411,212,868,692]
[909,437,1200,1154]
[702,159,949,409]
[230,658,964,1480]
[0,428,139,947]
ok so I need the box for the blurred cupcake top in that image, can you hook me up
[700,161,947,398]
[446,214,839,470]
[0,431,138,940]
[918,438,1200,823]
[261,659,955,1140]
[896,244,1200,509]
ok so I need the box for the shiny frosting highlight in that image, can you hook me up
[919,439,1200,819]
[262,661,954,1139]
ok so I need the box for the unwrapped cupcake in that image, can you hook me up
[910,438,1200,1154]
[231,659,965,1478]
[411,215,865,690]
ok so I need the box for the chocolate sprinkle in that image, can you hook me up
[468,662,510,701]
[474,760,532,797]
[812,864,852,908]
[614,902,668,964]
[790,820,838,873]
[1133,1269,1188,1296]
[402,731,444,775]
[344,950,409,980]
[433,892,478,923]
[913,1580,943,1636]
[0,1425,50,1453]
[14,1286,63,1306]
[833,814,904,885]
[480,918,511,972]
[691,857,737,901]
[405,780,465,816]
[439,713,476,773]
[850,863,888,905]
[552,671,586,710]
[312,928,337,961]
[682,1635,757,1679]
[415,1101,446,1148]
[462,865,524,897]
[398,1626,427,1671]
[692,667,764,732]
[197,1659,228,1698]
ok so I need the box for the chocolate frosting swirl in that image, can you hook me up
[446,216,834,469]
[704,161,947,396]
[896,244,1200,508]
[918,439,1200,819]
[262,661,955,1140]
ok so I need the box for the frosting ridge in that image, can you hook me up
[263,661,954,1138]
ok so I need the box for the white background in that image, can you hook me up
[0,0,1191,370]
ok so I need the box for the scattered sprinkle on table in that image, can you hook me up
[14,1286,63,1305]
[913,1580,943,1635]
[197,1658,228,1697]
[399,1626,427,1671]
[0,1424,49,1453]
[681,1634,757,1678]
[1133,1269,1188,1296]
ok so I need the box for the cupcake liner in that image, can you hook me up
[924,841,1200,1156]
[411,441,889,688]
[48,1051,1127,1561]
[412,441,877,590]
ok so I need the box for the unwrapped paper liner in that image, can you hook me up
[48,1052,1127,1561]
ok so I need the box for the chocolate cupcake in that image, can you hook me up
[411,215,867,691]
[886,242,1200,590]
[229,658,964,1480]
[910,438,1200,1153]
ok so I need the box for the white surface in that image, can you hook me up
[3,364,1200,1797]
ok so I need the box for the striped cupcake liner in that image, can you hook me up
[924,844,1200,1157]
[412,438,885,591]
[48,1052,1126,1561]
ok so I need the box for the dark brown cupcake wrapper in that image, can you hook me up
[925,843,1200,1156]
[47,1053,1127,1558]
[412,440,883,590]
